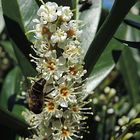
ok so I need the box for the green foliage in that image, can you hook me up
[2,0,37,77]
[0,67,22,109]
[119,47,140,105]
[0,0,140,139]
[79,0,102,54]
[115,118,140,140]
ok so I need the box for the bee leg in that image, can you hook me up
[44,88,55,96]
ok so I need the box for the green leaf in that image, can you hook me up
[85,26,125,91]
[44,0,72,6]
[125,13,140,42]
[2,0,38,34]
[118,47,140,105]
[84,0,137,91]
[118,13,140,105]
[0,41,17,63]
[2,0,37,77]
[11,40,37,77]
[16,0,39,41]
[0,67,22,109]
[84,0,137,74]
[0,66,33,136]
[79,0,102,54]
[0,0,4,34]
[0,106,33,137]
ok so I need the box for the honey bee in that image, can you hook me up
[28,76,55,114]
[28,78,46,114]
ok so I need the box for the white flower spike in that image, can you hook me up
[23,1,93,140]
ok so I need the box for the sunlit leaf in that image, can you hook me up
[0,0,4,33]
[79,0,102,54]
[2,0,38,34]
[84,0,137,92]
[84,0,137,73]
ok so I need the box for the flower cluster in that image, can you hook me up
[23,1,93,140]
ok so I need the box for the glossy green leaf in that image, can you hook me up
[11,40,37,77]
[84,0,137,92]
[0,41,17,63]
[119,48,140,105]
[0,66,32,136]
[0,67,22,109]
[0,106,33,137]
[46,0,72,6]
[84,0,137,74]
[79,0,102,54]
[118,13,140,105]
[0,67,31,136]
[12,105,27,121]
[125,13,140,42]
[0,0,4,33]
[2,0,38,33]
[16,0,39,41]
[2,0,38,77]
[85,25,126,91]
[114,37,140,49]
[125,12,140,31]
[124,19,140,30]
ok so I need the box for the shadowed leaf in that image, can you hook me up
[124,19,140,30]
[115,37,140,49]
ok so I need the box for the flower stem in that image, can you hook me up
[72,0,78,19]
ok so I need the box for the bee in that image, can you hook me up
[28,78,46,114]
[28,78,55,114]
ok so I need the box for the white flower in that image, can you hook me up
[34,23,53,40]
[22,110,45,129]
[43,99,63,121]
[63,100,93,122]
[66,62,87,81]
[63,40,84,63]
[31,50,66,80]
[52,120,83,140]
[61,20,82,38]
[23,2,93,140]
[57,6,73,22]
[51,28,67,43]
[50,79,85,108]
[47,23,57,33]
[32,40,49,56]
[37,2,58,23]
